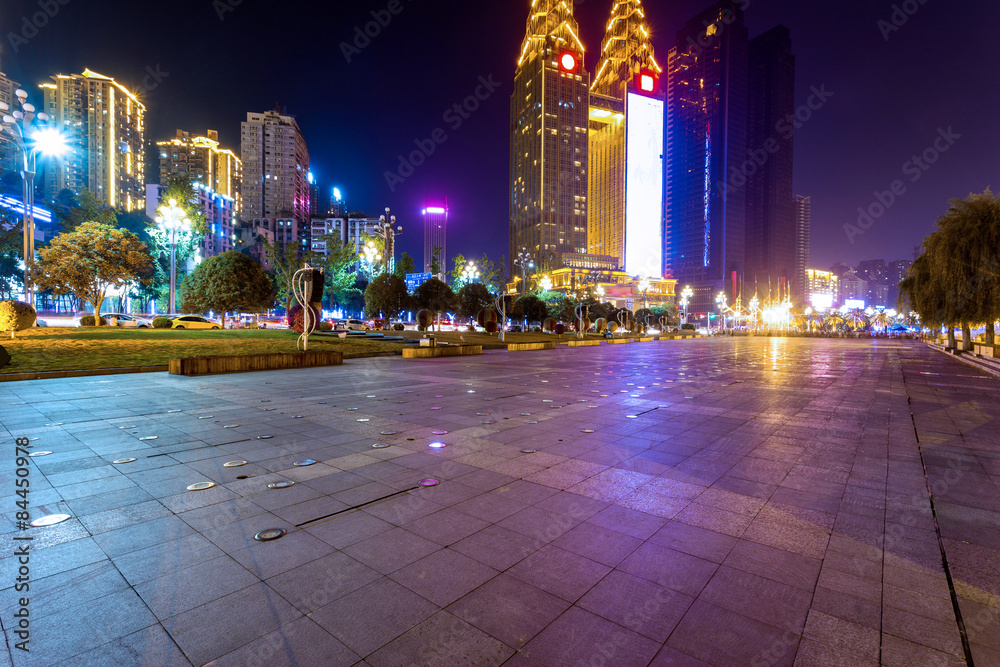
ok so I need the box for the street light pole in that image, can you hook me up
[515,247,533,295]
[154,199,191,314]
[679,285,693,326]
[378,207,402,274]
[2,90,65,308]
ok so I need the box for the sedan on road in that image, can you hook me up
[72,313,153,328]
[171,316,222,330]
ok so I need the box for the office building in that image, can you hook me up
[422,205,448,275]
[156,129,241,212]
[805,268,838,310]
[39,69,146,210]
[0,63,18,176]
[588,0,665,279]
[509,0,590,275]
[839,270,867,306]
[794,194,811,303]
[745,27,796,301]
[240,109,310,225]
[665,1,749,309]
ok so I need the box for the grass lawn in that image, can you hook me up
[0,328,406,374]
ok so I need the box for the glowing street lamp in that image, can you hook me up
[715,292,728,333]
[461,261,480,285]
[154,198,192,314]
[679,285,693,324]
[1,91,67,307]
[362,240,383,278]
[637,277,651,310]
[377,207,402,274]
[749,295,760,331]
[596,284,605,300]
[539,275,553,293]
[514,247,534,296]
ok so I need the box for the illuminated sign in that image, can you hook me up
[844,299,866,310]
[635,71,659,94]
[406,273,433,292]
[424,207,446,215]
[559,52,579,74]
[810,293,834,310]
[624,93,664,278]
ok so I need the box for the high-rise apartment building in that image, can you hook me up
[745,26,796,301]
[805,269,837,310]
[40,69,146,210]
[423,205,448,274]
[0,63,19,176]
[588,0,665,279]
[509,0,590,275]
[240,109,310,227]
[665,1,749,309]
[793,194,811,304]
[156,129,241,213]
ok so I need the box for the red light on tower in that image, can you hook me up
[559,51,579,73]
[635,70,659,94]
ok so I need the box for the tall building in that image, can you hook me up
[156,129,241,212]
[745,26,796,301]
[422,205,448,275]
[839,270,867,306]
[40,69,146,210]
[793,194,811,304]
[588,0,665,279]
[328,188,348,217]
[665,1,749,309]
[509,0,590,275]
[0,63,19,176]
[240,109,310,225]
[805,268,837,310]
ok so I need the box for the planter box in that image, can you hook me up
[637,337,654,342]
[607,338,631,345]
[169,351,343,376]
[565,340,601,347]
[507,341,556,352]
[975,343,999,358]
[403,345,482,359]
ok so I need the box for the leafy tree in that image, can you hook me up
[513,294,547,325]
[393,251,417,279]
[318,237,363,310]
[457,283,493,321]
[178,251,275,328]
[549,296,578,323]
[364,273,410,319]
[33,222,155,326]
[448,253,468,287]
[262,239,318,312]
[413,278,456,330]
[49,190,117,233]
[0,222,23,301]
[478,253,507,293]
[430,244,442,276]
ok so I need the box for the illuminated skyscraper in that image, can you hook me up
[589,0,665,279]
[793,194,811,304]
[745,26,796,302]
[156,129,241,211]
[510,0,590,275]
[665,1,748,308]
[40,69,146,210]
[0,63,18,175]
[423,205,448,275]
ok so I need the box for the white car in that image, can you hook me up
[73,313,152,328]
[335,319,370,332]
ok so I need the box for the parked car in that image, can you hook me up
[334,318,370,332]
[72,312,152,328]
[170,315,222,330]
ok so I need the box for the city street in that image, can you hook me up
[2,338,997,666]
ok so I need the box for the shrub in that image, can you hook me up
[288,304,320,334]
[681,323,696,331]
[554,323,566,335]
[152,317,173,329]
[542,317,556,332]
[318,321,333,332]
[484,321,498,334]
[0,345,10,368]
[0,301,36,338]
[79,315,108,327]
[393,323,404,331]
[417,309,433,330]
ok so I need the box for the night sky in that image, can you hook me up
[1,0,997,271]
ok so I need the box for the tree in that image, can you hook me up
[33,222,155,326]
[178,251,275,328]
[512,294,547,325]
[412,278,456,330]
[49,190,117,233]
[313,235,362,310]
[364,273,410,320]
[393,251,417,279]
[448,253,468,287]
[430,244,443,276]
[457,283,493,322]
[478,254,507,293]
[549,296,578,323]
[0,222,23,301]
[262,239,318,312]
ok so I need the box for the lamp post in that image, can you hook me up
[514,247,534,295]
[637,277,651,310]
[539,275,552,293]
[679,285,693,325]
[1,90,66,307]
[362,240,383,278]
[461,261,480,286]
[377,207,402,274]
[715,292,727,333]
[749,295,760,332]
[154,199,192,314]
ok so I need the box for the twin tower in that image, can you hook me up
[509,0,803,309]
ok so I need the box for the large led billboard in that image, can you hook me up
[624,92,664,278]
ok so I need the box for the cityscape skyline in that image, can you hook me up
[0,0,996,272]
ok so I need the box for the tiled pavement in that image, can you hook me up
[1,338,998,666]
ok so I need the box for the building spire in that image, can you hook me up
[592,0,661,98]
[517,0,585,73]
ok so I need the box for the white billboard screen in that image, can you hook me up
[625,93,664,278]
